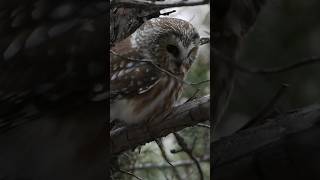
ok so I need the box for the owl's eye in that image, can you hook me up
[166,45,180,57]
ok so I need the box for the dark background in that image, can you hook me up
[216,0,320,138]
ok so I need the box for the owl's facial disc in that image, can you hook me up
[166,40,198,75]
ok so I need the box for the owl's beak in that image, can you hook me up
[173,58,189,75]
[174,59,183,68]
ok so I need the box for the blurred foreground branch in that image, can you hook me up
[213,105,320,179]
[111,95,210,155]
[214,48,320,75]
[212,0,266,137]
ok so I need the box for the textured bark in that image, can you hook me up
[110,0,210,44]
[111,96,210,155]
[110,7,161,45]
[111,0,209,9]
[213,105,320,180]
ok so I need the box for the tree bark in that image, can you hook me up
[111,96,210,154]
[213,105,320,180]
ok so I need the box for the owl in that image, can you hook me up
[110,17,200,126]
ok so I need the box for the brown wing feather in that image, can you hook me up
[110,37,162,102]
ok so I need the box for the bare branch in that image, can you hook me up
[174,133,204,180]
[213,105,320,168]
[214,48,320,75]
[118,169,144,180]
[111,50,209,89]
[111,95,210,155]
[110,50,192,87]
[111,0,210,8]
[160,10,176,16]
[197,123,210,129]
[156,140,183,180]
[126,157,210,171]
[238,83,289,131]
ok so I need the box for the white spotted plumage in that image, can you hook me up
[110,17,200,125]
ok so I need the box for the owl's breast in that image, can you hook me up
[110,76,183,125]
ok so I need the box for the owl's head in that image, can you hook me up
[131,17,200,76]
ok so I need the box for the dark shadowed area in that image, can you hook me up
[216,0,320,140]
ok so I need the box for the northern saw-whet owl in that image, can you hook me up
[110,17,200,125]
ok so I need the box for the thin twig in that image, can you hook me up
[197,123,210,129]
[111,95,210,154]
[185,79,210,102]
[186,88,200,103]
[160,10,176,16]
[111,50,208,89]
[126,157,210,170]
[238,83,289,131]
[110,50,190,85]
[190,79,210,86]
[111,0,210,8]
[156,139,183,180]
[213,48,320,75]
[174,132,204,180]
[118,169,144,180]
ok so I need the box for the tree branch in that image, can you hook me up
[212,105,320,179]
[238,83,289,131]
[111,0,209,8]
[125,156,210,171]
[213,105,320,168]
[214,48,320,75]
[156,140,183,180]
[111,95,210,155]
[174,132,204,180]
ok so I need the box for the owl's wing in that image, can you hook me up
[110,41,162,102]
